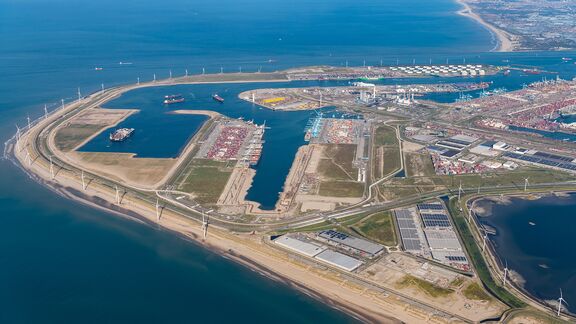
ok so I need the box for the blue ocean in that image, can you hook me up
[1,0,576,321]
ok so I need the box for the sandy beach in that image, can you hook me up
[455,0,516,52]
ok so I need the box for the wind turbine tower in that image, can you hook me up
[77,87,82,102]
[156,198,161,221]
[524,178,529,192]
[201,212,208,240]
[44,104,48,119]
[557,288,568,317]
[49,155,55,179]
[81,170,87,190]
[458,181,464,202]
[27,115,31,130]
[502,260,509,287]
[482,230,488,251]
[115,185,121,205]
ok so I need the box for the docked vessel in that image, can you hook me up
[109,128,134,142]
[212,94,224,103]
[523,68,541,75]
[163,94,185,104]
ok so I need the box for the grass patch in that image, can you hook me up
[55,124,104,151]
[179,160,232,204]
[374,126,398,146]
[382,147,401,175]
[318,159,353,180]
[354,211,397,246]
[318,181,364,197]
[397,275,454,298]
[463,282,491,301]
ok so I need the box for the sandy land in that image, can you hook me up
[455,0,516,52]
[171,109,221,118]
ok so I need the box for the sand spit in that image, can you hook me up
[455,0,516,52]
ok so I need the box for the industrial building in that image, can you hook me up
[314,250,363,272]
[396,202,470,272]
[274,235,326,257]
[317,230,385,258]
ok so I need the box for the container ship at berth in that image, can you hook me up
[212,94,224,103]
[110,128,134,142]
[163,94,185,104]
[242,122,265,166]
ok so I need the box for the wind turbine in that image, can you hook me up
[502,260,509,287]
[481,229,488,252]
[524,177,529,192]
[77,87,82,102]
[155,198,161,221]
[458,181,464,202]
[557,288,568,317]
[27,115,31,130]
[202,211,208,240]
[185,69,188,77]
[49,155,55,179]
[44,104,48,119]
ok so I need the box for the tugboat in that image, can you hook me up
[163,94,185,104]
[110,128,135,142]
[212,94,224,103]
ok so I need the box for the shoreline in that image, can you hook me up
[12,71,573,322]
[465,192,576,318]
[8,152,401,323]
[8,81,432,323]
[455,0,516,52]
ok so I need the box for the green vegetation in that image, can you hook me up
[372,125,402,179]
[54,124,104,151]
[382,147,401,175]
[318,181,364,197]
[178,159,232,204]
[354,211,397,246]
[397,275,454,298]
[447,197,526,308]
[462,282,491,301]
[374,126,398,146]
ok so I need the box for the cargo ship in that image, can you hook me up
[523,68,541,75]
[212,94,224,103]
[110,128,134,142]
[163,94,185,104]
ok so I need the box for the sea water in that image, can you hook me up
[1,0,576,321]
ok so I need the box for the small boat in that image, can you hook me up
[528,221,536,226]
[119,62,133,65]
[212,94,224,103]
[561,57,572,61]
[503,69,511,76]
[94,67,103,71]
